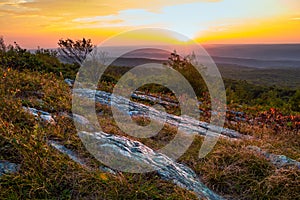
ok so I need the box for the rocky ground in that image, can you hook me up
[0,69,299,199]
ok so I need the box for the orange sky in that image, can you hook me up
[0,0,299,48]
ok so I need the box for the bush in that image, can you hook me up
[0,38,79,79]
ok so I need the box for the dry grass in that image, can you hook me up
[1,67,299,199]
[0,68,197,199]
[95,102,300,199]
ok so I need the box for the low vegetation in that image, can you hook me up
[0,67,197,199]
[0,38,299,199]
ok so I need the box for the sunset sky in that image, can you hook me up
[1,0,300,48]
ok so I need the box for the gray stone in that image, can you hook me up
[26,93,225,199]
[48,140,87,167]
[64,78,75,87]
[73,88,247,139]
[68,110,223,199]
[48,140,117,174]
[80,131,223,200]
[23,107,55,125]
[247,146,300,169]
[0,161,20,177]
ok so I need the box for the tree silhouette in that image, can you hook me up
[58,38,94,65]
[0,36,6,53]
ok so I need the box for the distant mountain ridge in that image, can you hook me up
[204,44,300,61]
[31,44,300,68]
[108,44,300,68]
[108,56,300,69]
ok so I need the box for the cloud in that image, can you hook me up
[0,0,38,14]
[0,0,219,16]
[290,17,300,20]
[40,0,218,9]
[72,9,162,28]
[1,0,299,48]
[69,0,289,38]
[0,0,289,40]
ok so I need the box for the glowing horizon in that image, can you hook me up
[0,0,299,48]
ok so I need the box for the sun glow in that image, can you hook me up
[0,0,299,48]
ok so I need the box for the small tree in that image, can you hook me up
[166,50,207,97]
[58,38,94,65]
[0,36,6,53]
[290,89,300,111]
